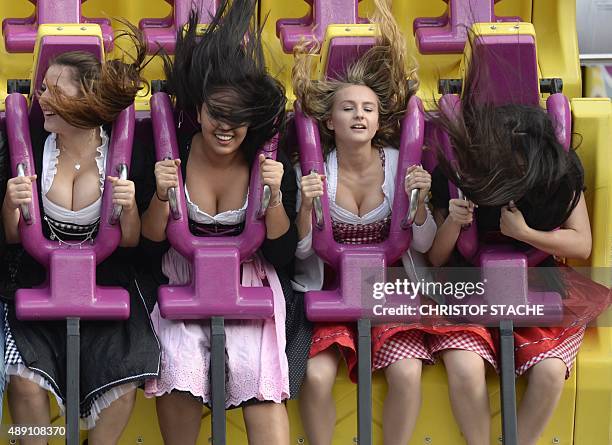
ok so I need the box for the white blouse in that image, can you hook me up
[292,147,437,292]
[41,128,108,226]
[184,186,248,224]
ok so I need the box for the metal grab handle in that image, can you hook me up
[258,184,272,218]
[456,187,472,229]
[109,164,128,225]
[310,170,324,229]
[168,186,180,220]
[162,157,181,220]
[457,187,466,201]
[401,188,420,229]
[16,163,32,224]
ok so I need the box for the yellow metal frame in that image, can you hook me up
[315,23,379,79]
[31,23,105,96]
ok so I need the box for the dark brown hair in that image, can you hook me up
[38,23,149,128]
[430,35,583,231]
[162,0,286,166]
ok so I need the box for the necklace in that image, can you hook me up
[60,147,83,171]
[57,130,97,171]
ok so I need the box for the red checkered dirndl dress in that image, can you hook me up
[309,148,434,382]
[503,264,610,378]
[309,216,435,382]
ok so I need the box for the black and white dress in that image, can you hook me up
[1,128,160,428]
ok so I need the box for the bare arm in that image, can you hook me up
[427,199,474,266]
[500,193,592,260]
[140,159,179,242]
[2,175,36,243]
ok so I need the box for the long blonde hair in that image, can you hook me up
[292,0,418,154]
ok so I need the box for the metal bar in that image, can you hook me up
[499,319,518,445]
[357,318,372,445]
[66,317,80,445]
[109,163,128,224]
[16,163,32,223]
[210,316,226,445]
[580,54,612,65]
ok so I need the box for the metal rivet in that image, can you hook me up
[552,438,560,444]
[490,25,497,30]
[345,27,351,32]
[136,437,144,444]
[498,436,503,443]
[353,437,358,443]
[513,24,520,29]
[424,437,432,444]
[57,26,64,31]
[297,438,305,444]
[369,26,374,31]
[81,26,87,31]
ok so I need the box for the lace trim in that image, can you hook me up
[6,364,137,429]
[184,186,248,225]
[145,360,289,407]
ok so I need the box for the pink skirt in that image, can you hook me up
[144,248,290,407]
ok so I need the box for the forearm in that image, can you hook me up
[428,217,461,266]
[414,201,427,226]
[119,206,141,247]
[520,227,591,260]
[2,199,20,243]
[265,203,290,239]
[296,205,313,241]
[141,195,169,242]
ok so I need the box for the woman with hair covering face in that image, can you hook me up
[141,1,297,444]
[0,33,160,443]
[291,1,438,444]
[427,48,611,445]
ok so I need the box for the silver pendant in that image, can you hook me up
[75,164,81,171]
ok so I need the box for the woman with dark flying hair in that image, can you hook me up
[141,1,300,444]
[427,46,611,445]
[0,33,160,443]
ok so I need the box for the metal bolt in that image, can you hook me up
[498,436,503,443]
[552,438,560,444]
[490,25,497,30]
[345,27,351,32]
[353,437,358,443]
[81,26,87,31]
[424,437,432,444]
[136,436,144,444]
[297,438,305,444]
[57,26,64,31]
[513,24,520,29]
[10,439,17,445]
[369,26,374,31]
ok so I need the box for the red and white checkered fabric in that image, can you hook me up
[332,148,391,245]
[427,331,498,370]
[333,217,392,244]
[515,326,585,378]
[373,329,433,370]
